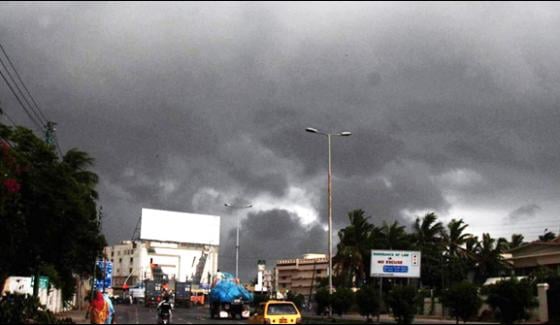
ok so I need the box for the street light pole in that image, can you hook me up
[305,127,351,318]
[224,203,253,279]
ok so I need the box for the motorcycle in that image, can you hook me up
[158,310,171,324]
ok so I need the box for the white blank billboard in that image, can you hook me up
[370,250,421,278]
[140,208,220,245]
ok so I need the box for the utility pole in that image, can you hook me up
[45,121,56,145]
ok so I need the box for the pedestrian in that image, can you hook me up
[89,291,109,324]
[103,293,116,324]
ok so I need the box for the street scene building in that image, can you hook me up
[103,208,220,290]
[274,254,328,300]
[508,237,560,276]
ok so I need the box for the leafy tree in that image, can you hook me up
[355,284,380,322]
[286,291,305,311]
[440,282,482,324]
[386,286,419,324]
[483,278,538,324]
[331,287,354,317]
[314,287,331,316]
[0,124,106,300]
[539,231,556,242]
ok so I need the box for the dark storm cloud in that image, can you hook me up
[509,204,541,222]
[221,209,325,281]
[1,2,560,250]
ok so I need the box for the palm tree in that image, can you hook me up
[413,212,445,248]
[379,221,411,250]
[334,209,374,287]
[508,234,526,250]
[473,233,510,284]
[412,213,445,289]
[442,219,472,286]
[444,219,471,258]
[62,149,99,199]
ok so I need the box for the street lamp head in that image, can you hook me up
[305,127,319,134]
[339,131,352,137]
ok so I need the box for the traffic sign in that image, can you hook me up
[370,250,421,278]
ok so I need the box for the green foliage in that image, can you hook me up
[539,231,556,242]
[286,291,305,310]
[0,293,73,324]
[355,284,380,321]
[482,278,538,324]
[0,124,106,301]
[314,287,331,316]
[331,287,354,316]
[545,275,560,323]
[386,286,419,324]
[440,282,482,324]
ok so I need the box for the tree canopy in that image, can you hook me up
[0,123,106,300]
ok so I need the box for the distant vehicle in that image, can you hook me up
[248,301,302,324]
[145,280,162,307]
[190,290,206,306]
[129,285,145,304]
[209,272,252,319]
[174,282,192,308]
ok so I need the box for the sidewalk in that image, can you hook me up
[303,312,497,324]
[56,309,90,324]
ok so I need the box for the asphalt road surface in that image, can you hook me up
[114,304,248,324]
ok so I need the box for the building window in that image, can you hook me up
[111,251,114,257]
[119,258,122,263]
[129,268,133,274]
[130,257,134,263]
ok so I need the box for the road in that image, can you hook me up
[114,304,248,324]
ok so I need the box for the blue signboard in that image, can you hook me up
[383,265,409,273]
[94,260,113,291]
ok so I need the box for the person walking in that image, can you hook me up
[89,291,109,324]
[103,293,116,324]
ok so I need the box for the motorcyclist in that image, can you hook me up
[156,294,173,324]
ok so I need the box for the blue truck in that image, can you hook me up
[209,273,253,320]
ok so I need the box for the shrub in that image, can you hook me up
[355,284,380,322]
[482,278,538,324]
[386,286,419,324]
[286,291,306,311]
[440,282,482,324]
[0,293,72,324]
[314,287,331,316]
[331,287,354,316]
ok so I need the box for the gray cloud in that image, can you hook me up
[1,3,560,254]
[509,204,541,222]
[220,209,326,282]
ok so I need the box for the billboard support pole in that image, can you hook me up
[378,277,383,323]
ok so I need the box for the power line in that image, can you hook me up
[0,42,48,124]
[0,67,43,131]
[0,53,45,128]
[0,105,16,127]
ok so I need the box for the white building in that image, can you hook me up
[103,208,220,289]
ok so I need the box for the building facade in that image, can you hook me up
[508,237,560,276]
[274,254,328,300]
[103,240,219,289]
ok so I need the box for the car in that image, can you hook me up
[248,301,302,324]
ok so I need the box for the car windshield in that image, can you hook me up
[267,304,298,315]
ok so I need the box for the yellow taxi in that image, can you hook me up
[248,300,302,324]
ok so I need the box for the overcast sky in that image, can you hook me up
[1,2,560,280]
